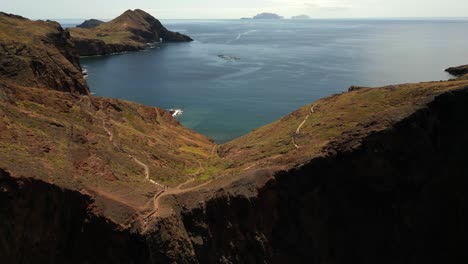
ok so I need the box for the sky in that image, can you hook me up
[2,0,468,19]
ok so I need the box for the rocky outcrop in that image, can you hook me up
[68,9,192,56]
[76,19,104,28]
[445,64,468,77]
[0,13,89,95]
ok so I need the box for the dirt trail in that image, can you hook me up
[293,104,316,149]
[80,98,217,219]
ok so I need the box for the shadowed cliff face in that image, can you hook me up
[69,9,193,56]
[0,168,150,264]
[0,13,89,95]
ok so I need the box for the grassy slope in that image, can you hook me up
[68,10,153,46]
[220,80,468,172]
[0,82,218,223]
[0,14,57,43]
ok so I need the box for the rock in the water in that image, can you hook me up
[445,64,468,77]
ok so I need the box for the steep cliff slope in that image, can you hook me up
[0,13,89,95]
[69,9,192,56]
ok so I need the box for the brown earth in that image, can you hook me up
[2,11,468,264]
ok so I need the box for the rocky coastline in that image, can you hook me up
[1,10,468,263]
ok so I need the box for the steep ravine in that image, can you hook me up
[150,87,468,263]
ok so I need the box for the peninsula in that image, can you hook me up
[68,9,193,56]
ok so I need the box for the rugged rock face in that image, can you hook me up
[0,12,89,95]
[0,169,150,264]
[73,38,141,57]
[446,64,468,77]
[68,9,193,56]
[76,19,104,29]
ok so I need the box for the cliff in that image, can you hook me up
[2,11,468,264]
[68,9,193,56]
[0,12,89,95]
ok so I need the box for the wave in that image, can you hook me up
[226,30,257,44]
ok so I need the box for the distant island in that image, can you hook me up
[291,15,310,19]
[253,13,283,19]
[76,19,104,28]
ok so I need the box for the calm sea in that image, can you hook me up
[61,19,468,143]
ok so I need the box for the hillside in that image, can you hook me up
[220,81,468,172]
[2,10,468,264]
[68,9,192,56]
[0,12,89,94]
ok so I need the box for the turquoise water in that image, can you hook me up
[79,19,468,143]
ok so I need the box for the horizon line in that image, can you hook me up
[38,16,468,21]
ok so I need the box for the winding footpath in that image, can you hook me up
[86,101,219,220]
[293,104,317,149]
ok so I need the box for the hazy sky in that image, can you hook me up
[2,0,468,19]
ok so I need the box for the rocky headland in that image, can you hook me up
[446,64,468,77]
[76,19,104,29]
[1,11,468,264]
[68,9,193,56]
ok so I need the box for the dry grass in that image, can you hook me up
[220,80,468,170]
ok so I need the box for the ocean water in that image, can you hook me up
[76,19,468,143]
